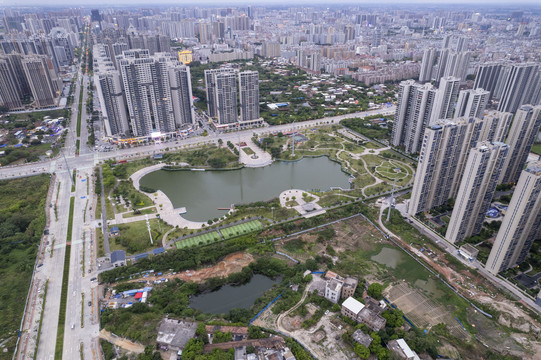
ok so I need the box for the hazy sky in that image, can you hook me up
[3,0,541,6]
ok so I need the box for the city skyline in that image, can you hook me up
[3,1,541,6]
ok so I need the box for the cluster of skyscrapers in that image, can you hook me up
[94,47,194,138]
[404,56,541,274]
[204,68,260,127]
[0,52,62,110]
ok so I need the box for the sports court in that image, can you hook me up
[220,220,263,240]
[175,231,221,249]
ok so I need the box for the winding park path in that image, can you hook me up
[294,134,414,198]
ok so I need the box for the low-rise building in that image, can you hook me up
[341,296,365,320]
[110,250,126,267]
[156,318,198,352]
[358,305,386,332]
[341,277,359,298]
[109,226,120,236]
[387,339,420,360]
[352,329,373,348]
[325,278,343,303]
[458,244,479,261]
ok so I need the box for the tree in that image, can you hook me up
[305,258,318,271]
[367,283,384,300]
[213,331,232,343]
[248,326,267,339]
[182,339,204,360]
[270,146,281,158]
[195,323,209,344]
[218,138,223,147]
[136,346,162,360]
[382,309,404,328]
[353,343,370,359]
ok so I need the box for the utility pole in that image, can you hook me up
[62,149,73,187]
[386,177,397,223]
[145,215,153,245]
[291,122,296,158]
[237,121,241,162]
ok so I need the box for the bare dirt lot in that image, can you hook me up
[385,283,469,340]
[114,252,255,286]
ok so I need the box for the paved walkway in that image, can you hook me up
[279,189,326,218]
[241,138,273,168]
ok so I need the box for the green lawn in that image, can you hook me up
[110,219,171,255]
[530,144,541,155]
[174,220,264,249]
[122,207,157,218]
[242,147,255,155]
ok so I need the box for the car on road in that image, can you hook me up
[90,277,97,282]
[88,301,92,306]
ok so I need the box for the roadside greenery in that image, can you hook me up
[55,196,74,360]
[0,175,49,360]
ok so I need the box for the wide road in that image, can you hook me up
[0,106,396,181]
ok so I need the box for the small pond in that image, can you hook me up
[189,274,280,314]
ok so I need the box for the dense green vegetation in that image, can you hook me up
[101,256,310,344]
[0,175,49,360]
[0,143,53,166]
[341,115,391,141]
[162,145,239,169]
[188,59,384,126]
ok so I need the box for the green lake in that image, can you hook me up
[140,157,351,221]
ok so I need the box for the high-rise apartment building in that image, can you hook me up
[239,71,259,122]
[419,48,436,83]
[442,51,470,82]
[391,80,436,154]
[261,42,281,58]
[486,163,541,274]
[479,111,513,144]
[205,68,236,121]
[96,70,130,137]
[214,71,238,124]
[497,63,539,113]
[454,88,490,119]
[408,117,494,215]
[446,142,509,243]
[431,76,460,122]
[168,62,194,126]
[118,50,175,137]
[0,57,24,110]
[499,105,541,184]
[474,62,507,100]
[21,55,58,108]
[296,49,321,73]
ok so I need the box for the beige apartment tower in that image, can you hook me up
[446,142,509,244]
[486,163,541,274]
[499,105,541,185]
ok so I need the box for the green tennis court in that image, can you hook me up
[220,220,263,240]
[175,231,221,249]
